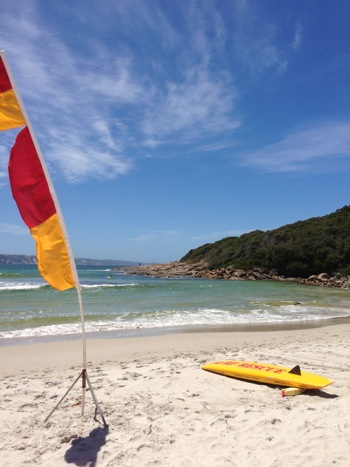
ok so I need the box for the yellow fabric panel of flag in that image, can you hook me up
[30,213,75,291]
[0,88,26,130]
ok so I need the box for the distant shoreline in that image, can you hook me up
[0,254,138,267]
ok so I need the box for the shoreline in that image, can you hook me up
[1,320,349,375]
[1,314,350,348]
[0,321,349,465]
[121,262,350,288]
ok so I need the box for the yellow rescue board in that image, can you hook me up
[202,360,334,390]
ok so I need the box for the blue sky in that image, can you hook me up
[0,0,349,263]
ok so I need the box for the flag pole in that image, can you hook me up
[1,50,106,425]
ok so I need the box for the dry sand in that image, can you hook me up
[0,323,349,466]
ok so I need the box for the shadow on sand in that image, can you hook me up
[303,389,338,399]
[65,426,109,467]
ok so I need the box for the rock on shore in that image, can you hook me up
[120,262,350,288]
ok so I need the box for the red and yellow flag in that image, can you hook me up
[1,51,75,291]
[8,127,75,290]
[0,56,26,130]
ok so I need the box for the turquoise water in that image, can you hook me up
[1,265,350,341]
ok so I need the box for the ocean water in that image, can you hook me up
[1,264,350,342]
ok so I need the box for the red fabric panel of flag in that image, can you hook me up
[8,127,75,290]
[0,57,12,91]
[8,127,56,228]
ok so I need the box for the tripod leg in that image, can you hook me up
[81,369,86,416]
[85,371,108,430]
[44,371,83,424]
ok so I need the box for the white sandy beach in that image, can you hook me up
[0,323,349,466]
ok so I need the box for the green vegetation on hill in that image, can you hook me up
[181,206,350,278]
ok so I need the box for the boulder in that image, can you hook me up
[318,273,330,280]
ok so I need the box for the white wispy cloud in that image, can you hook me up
[0,131,19,186]
[142,69,239,146]
[0,0,302,183]
[0,223,27,235]
[0,0,246,182]
[192,229,245,242]
[240,121,350,172]
[292,23,303,51]
[231,1,299,76]
[0,9,138,182]
[133,227,246,246]
[133,230,182,243]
